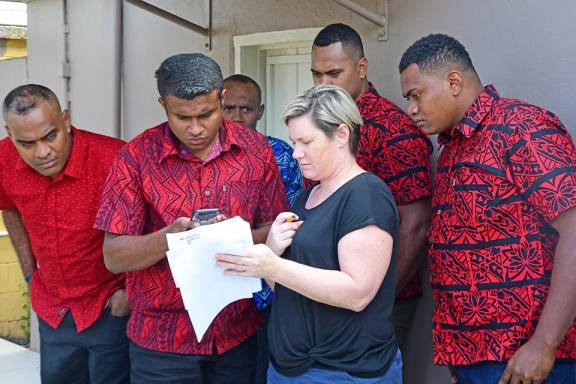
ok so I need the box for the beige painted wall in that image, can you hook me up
[26,0,66,110]
[0,57,28,139]
[66,0,121,138]
[18,0,576,381]
[0,215,29,345]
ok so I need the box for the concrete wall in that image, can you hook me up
[122,0,384,139]
[0,57,28,140]
[26,0,66,109]
[23,0,576,140]
[18,0,576,381]
[0,38,27,60]
[372,0,576,135]
[66,0,121,138]
[0,216,29,346]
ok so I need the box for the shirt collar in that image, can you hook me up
[438,84,499,145]
[60,126,85,179]
[159,119,242,162]
[16,126,84,180]
[358,81,379,105]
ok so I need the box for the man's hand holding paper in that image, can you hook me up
[165,216,261,342]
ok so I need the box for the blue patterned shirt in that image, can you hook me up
[267,136,304,206]
[253,136,305,309]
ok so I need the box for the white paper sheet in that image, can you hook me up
[165,216,262,341]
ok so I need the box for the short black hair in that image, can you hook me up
[313,23,364,62]
[155,53,223,100]
[223,74,262,105]
[399,33,476,75]
[3,84,61,119]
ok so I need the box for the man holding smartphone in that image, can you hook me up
[95,53,289,383]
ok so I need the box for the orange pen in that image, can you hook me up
[284,214,298,223]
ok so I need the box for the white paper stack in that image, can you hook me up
[165,216,262,342]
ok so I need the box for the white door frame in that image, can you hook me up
[232,28,321,135]
[233,28,322,74]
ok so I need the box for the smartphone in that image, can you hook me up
[191,208,219,226]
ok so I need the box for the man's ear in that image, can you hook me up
[220,88,227,101]
[5,124,11,138]
[158,97,167,111]
[445,71,464,96]
[357,57,368,80]
[62,109,72,134]
[257,104,265,121]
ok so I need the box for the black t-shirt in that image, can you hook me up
[268,172,399,377]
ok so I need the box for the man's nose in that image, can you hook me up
[408,100,419,118]
[35,141,51,159]
[188,120,203,136]
[317,76,332,86]
[229,108,243,123]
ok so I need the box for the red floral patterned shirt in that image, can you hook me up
[357,82,433,301]
[0,127,126,331]
[430,85,576,365]
[95,120,288,354]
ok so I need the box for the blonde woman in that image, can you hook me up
[217,85,401,383]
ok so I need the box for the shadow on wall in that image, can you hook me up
[402,263,451,384]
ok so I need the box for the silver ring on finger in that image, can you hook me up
[241,265,246,273]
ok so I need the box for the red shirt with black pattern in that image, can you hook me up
[94,120,289,355]
[357,82,433,301]
[430,85,576,365]
[0,127,125,331]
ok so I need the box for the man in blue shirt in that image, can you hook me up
[222,74,305,384]
[222,74,304,206]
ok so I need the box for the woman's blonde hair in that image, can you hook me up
[282,85,362,154]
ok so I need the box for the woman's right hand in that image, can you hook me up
[265,212,304,255]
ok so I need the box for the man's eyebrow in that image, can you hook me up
[199,107,217,116]
[311,68,342,75]
[16,138,35,145]
[16,128,57,145]
[42,128,57,139]
[403,88,416,98]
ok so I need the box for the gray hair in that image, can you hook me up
[155,53,223,100]
[282,85,362,154]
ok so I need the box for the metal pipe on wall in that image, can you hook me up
[113,0,123,139]
[62,0,71,113]
[330,0,386,27]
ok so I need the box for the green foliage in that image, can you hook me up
[17,282,30,347]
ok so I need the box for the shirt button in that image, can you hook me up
[204,190,211,197]
[437,209,441,215]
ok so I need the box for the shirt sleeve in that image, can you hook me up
[507,111,576,223]
[336,175,399,242]
[254,144,290,225]
[0,178,15,210]
[0,150,15,209]
[94,145,148,235]
[363,104,433,207]
[284,155,304,207]
[270,139,304,206]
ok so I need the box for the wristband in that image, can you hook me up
[25,273,33,283]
